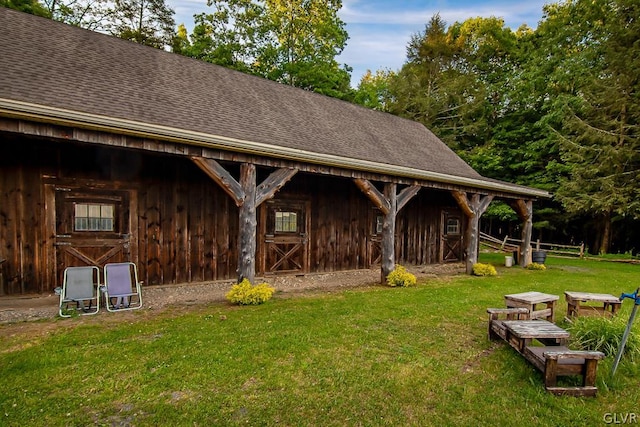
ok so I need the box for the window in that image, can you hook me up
[74,203,114,232]
[446,218,460,235]
[275,211,298,233]
[375,215,384,235]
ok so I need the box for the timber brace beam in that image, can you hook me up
[354,179,421,283]
[191,156,298,283]
[451,191,494,274]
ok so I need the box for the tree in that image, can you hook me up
[177,0,352,99]
[353,69,395,111]
[387,15,505,152]
[541,0,640,254]
[42,0,112,30]
[0,0,50,17]
[109,0,175,49]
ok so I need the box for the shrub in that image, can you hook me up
[225,279,275,305]
[472,263,497,276]
[386,265,417,287]
[526,262,546,270]
[568,315,640,360]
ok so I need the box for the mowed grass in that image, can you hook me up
[1,254,639,426]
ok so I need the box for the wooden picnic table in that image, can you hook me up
[504,291,559,322]
[565,291,622,319]
[502,320,569,353]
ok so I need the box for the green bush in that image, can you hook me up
[527,262,546,270]
[567,315,640,360]
[226,279,275,305]
[386,265,417,287]
[472,263,497,276]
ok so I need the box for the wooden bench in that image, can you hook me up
[487,309,605,397]
[523,346,605,397]
[487,307,530,341]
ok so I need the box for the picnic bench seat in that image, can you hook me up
[523,346,604,397]
[487,307,530,341]
[487,308,605,397]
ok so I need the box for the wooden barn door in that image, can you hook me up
[440,209,463,262]
[259,199,310,275]
[52,186,136,285]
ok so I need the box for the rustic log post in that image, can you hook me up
[511,199,533,267]
[381,183,397,283]
[452,191,493,274]
[238,163,257,284]
[354,179,420,283]
[192,157,298,283]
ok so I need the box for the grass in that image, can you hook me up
[1,254,639,426]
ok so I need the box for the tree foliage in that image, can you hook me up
[0,0,50,17]
[108,0,175,48]
[175,0,352,99]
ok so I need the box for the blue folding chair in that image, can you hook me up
[103,262,143,312]
[59,266,101,317]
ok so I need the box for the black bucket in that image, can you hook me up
[532,251,547,264]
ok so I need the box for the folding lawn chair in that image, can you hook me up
[103,262,143,312]
[59,266,101,317]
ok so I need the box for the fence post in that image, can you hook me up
[536,239,540,251]
[580,243,584,258]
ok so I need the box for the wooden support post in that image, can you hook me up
[381,183,397,283]
[511,199,533,267]
[192,157,297,283]
[238,163,257,284]
[354,180,420,283]
[452,191,493,274]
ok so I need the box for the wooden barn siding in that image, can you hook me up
[274,174,458,273]
[0,162,43,294]
[134,156,239,286]
[0,137,240,293]
[1,135,461,294]
[396,191,459,265]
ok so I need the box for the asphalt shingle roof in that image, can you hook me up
[0,7,545,197]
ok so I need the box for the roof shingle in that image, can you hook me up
[0,7,545,198]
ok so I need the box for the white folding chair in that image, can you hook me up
[59,266,101,317]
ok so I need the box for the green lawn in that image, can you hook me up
[1,254,639,426]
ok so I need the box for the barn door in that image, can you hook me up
[53,187,134,285]
[440,209,463,262]
[260,199,310,275]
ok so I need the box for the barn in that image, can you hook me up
[0,8,548,295]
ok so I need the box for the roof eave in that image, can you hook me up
[0,98,550,199]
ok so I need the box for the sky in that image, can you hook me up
[167,0,549,86]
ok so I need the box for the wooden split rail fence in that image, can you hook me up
[480,232,584,259]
